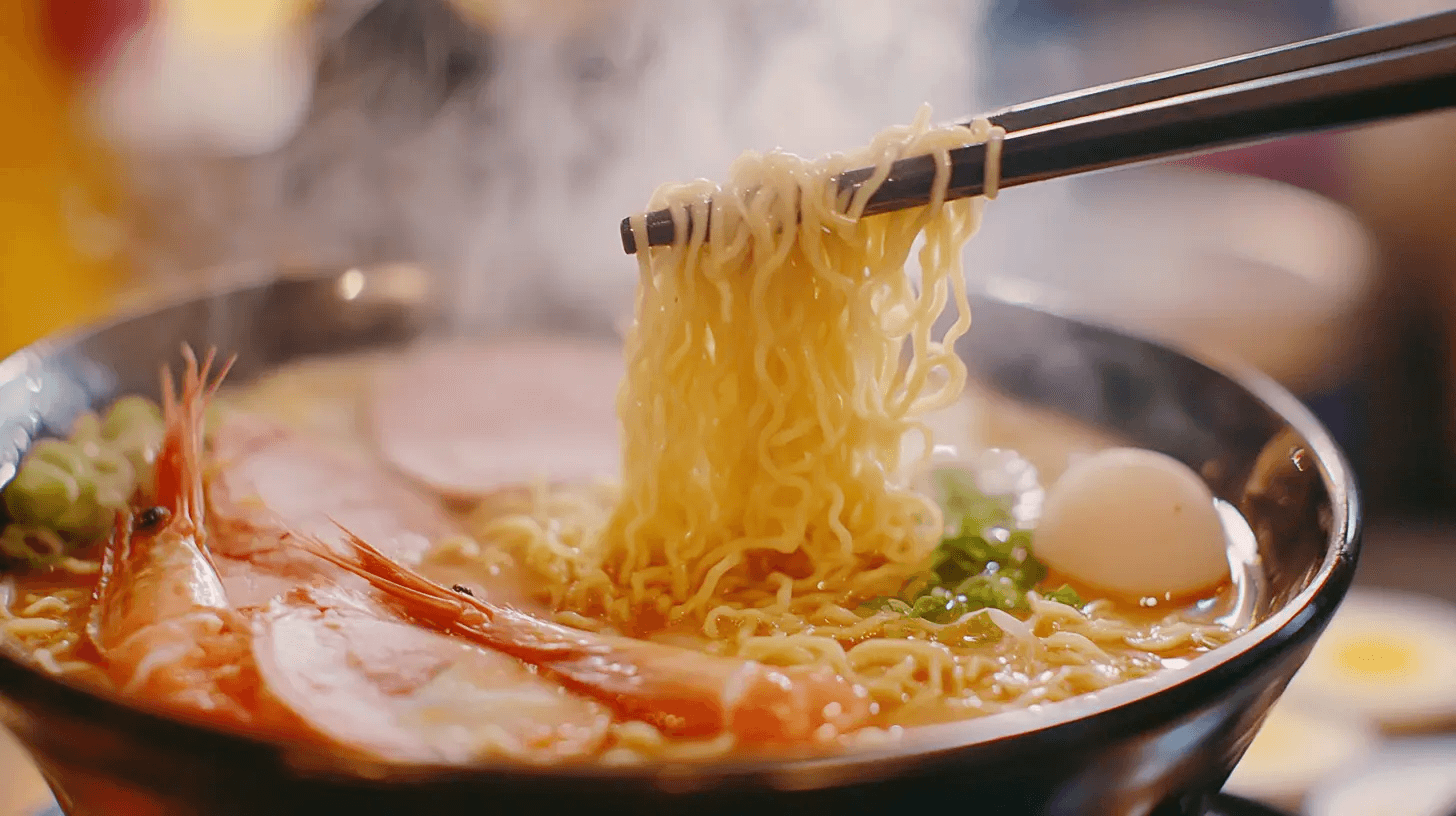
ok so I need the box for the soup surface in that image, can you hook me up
[0,343,1249,764]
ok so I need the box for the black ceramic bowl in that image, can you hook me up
[0,267,1358,816]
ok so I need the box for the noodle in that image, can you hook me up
[1,573,107,687]
[435,106,1234,741]
[983,126,1006,199]
[601,105,987,632]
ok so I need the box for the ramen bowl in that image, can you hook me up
[0,266,1359,816]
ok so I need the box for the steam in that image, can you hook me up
[115,0,990,335]
[451,0,987,331]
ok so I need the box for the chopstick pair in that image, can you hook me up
[620,8,1456,254]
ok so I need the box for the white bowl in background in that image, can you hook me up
[969,167,1375,396]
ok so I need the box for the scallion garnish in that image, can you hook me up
[857,465,1076,627]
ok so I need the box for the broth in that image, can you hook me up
[0,344,1252,763]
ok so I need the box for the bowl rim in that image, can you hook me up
[0,270,1362,791]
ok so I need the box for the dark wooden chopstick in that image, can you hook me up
[981,7,1456,134]
[621,8,1456,254]
[855,31,1456,215]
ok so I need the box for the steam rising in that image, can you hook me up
[117,0,988,334]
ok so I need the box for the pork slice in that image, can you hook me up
[369,338,623,501]
[208,411,543,612]
[252,586,611,765]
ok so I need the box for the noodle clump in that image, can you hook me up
[608,109,989,629]
[449,109,1233,735]
[472,109,995,639]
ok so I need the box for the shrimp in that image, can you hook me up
[199,386,611,762]
[84,347,854,758]
[80,348,603,765]
[87,346,260,725]
[286,527,874,746]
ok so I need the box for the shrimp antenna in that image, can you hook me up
[156,344,237,537]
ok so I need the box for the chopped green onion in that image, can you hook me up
[102,396,165,491]
[955,574,1026,612]
[910,593,963,623]
[69,411,104,445]
[7,443,83,524]
[101,396,163,443]
[1043,584,1085,608]
[866,466,1077,630]
[1,397,166,569]
[0,525,68,569]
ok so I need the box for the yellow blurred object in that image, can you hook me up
[0,0,125,356]
[1285,590,1456,731]
[447,0,623,34]
[170,0,314,47]
[1334,635,1419,680]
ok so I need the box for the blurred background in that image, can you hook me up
[2,1,1456,814]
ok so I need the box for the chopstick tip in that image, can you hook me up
[620,216,638,254]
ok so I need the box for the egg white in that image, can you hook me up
[1286,590,1456,731]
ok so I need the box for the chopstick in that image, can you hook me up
[620,8,1456,254]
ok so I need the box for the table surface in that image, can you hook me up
[0,730,48,816]
[3,521,1451,816]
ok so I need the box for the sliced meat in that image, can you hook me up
[252,587,611,765]
[369,337,623,500]
[208,411,543,613]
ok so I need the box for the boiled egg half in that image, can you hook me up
[1033,447,1230,601]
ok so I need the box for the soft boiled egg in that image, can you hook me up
[1032,447,1230,601]
[1284,590,1456,731]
